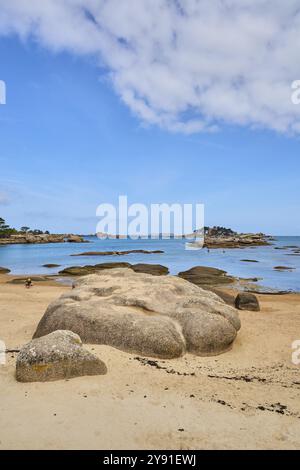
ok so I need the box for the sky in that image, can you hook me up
[0,0,300,235]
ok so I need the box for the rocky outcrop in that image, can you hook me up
[0,233,87,245]
[204,233,271,249]
[59,263,169,277]
[186,227,271,249]
[34,268,241,358]
[71,249,164,257]
[178,266,235,287]
[16,330,107,382]
[235,293,260,312]
[67,235,86,243]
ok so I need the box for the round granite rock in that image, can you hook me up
[16,330,107,382]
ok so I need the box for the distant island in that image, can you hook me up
[97,226,272,248]
[0,217,86,245]
[0,218,272,248]
[198,226,273,249]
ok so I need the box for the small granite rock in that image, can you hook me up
[235,293,260,312]
[16,330,107,382]
[131,264,169,276]
[0,266,10,274]
[178,266,235,287]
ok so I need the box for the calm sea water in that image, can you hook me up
[0,236,300,292]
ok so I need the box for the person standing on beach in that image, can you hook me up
[25,278,32,289]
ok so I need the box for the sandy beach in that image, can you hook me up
[0,273,299,450]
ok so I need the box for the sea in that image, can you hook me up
[0,236,300,292]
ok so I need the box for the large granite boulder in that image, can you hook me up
[16,330,107,382]
[34,268,241,358]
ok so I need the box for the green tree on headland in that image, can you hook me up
[0,217,9,231]
[0,217,17,238]
[0,218,48,237]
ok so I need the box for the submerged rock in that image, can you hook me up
[71,249,164,256]
[43,264,61,268]
[16,330,107,382]
[240,259,259,263]
[235,293,260,312]
[274,266,295,271]
[34,268,241,358]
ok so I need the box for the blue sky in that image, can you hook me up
[0,28,300,235]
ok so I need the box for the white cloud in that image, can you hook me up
[0,0,300,134]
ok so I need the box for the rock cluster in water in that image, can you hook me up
[59,263,169,276]
[71,249,164,257]
[0,233,86,245]
[186,226,272,248]
[203,233,271,249]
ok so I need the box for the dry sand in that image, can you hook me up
[0,274,300,450]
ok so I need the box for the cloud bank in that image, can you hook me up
[0,0,300,134]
